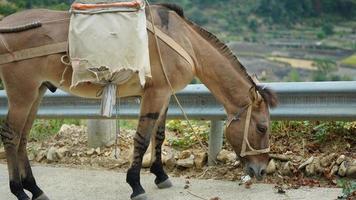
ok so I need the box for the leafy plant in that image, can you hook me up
[337,179,356,199]
[30,119,80,141]
[167,120,209,149]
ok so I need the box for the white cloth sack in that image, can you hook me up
[68,1,151,89]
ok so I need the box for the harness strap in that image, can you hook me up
[0,42,67,65]
[240,105,270,157]
[146,21,195,74]
[0,23,195,74]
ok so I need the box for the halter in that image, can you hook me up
[226,100,270,157]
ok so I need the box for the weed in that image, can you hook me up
[167,120,210,149]
[337,179,356,199]
[30,119,80,141]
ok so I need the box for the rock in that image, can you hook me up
[281,161,293,176]
[179,150,192,159]
[142,152,151,168]
[305,163,315,176]
[320,153,336,167]
[336,155,346,165]
[299,156,314,170]
[86,148,95,156]
[194,151,207,169]
[346,163,356,178]
[338,161,348,177]
[165,156,176,169]
[28,152,35,161]
[311,157,323,174]
[46,147,58,162]
[36,150,47,162]
[217,150,236,163]
[56,147,69,159]
[330,165,339,175]
[269,154,291,162]
[95,147,101,155]
[177,155,195,168]
[233,161,241,167]
[162,148,174,164]
[266,159,276,175]
[110,149,121,159]
[0,148,5,159]
[162,149,176,169]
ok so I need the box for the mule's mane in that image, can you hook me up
[158,3,278,107]
[158,3,256,87]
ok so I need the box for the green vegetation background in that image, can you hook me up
[1,0,355,38]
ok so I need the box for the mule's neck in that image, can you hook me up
[188,27,253,114]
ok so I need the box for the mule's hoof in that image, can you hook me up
[131,193,148,200]
[156,178,173,189]
[33,193,49,200]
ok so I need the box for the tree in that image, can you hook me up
[312,59,337,81]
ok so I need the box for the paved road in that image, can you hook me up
[0,164,341,200]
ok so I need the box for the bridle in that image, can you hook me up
[226,93,270,157]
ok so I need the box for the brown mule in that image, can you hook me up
[0,4,277,200]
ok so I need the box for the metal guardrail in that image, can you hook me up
[1,81,356,120]
[1,81,355,165]
[0,81,356,120]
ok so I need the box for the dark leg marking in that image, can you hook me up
[0,122,15,140]
[10,181,29,200]
[150,110,170,187]
[1,122,29,199]
[140,113,160,120]
[20,140,43,199]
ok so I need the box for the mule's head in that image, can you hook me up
[225,86,278,181]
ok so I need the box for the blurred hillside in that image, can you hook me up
[0,0,356,81]
[1,1,355,41]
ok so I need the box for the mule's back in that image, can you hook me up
[0,9,69,55]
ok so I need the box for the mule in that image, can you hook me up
[0,4,277,200]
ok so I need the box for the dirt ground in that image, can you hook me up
[0,123,355,199]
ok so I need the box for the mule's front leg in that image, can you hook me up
[149,109,172,189]
[126,89,170,200]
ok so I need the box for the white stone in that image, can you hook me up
[338,161,348,177]
[299,156,314,170]
[46,147,58,162]
[217,150,236,163]
[177,155,195,168]
[266,159,276,175]
[336,155,346,165]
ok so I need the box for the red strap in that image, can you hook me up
[72,1,141,10]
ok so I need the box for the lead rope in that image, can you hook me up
[145,1,216,164]
[115,91,120,159]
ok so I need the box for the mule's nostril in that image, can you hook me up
[260,169,266,177]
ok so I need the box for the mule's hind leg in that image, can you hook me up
[126,88,171,200]
[18,85,49,200]
[0,62,46,200]
[1,86,43,200]
[149,108,172,189]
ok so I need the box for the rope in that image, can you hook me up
[115,91,121,159]
[145,1,216,164]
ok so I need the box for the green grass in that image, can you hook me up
[341,54,356,67]
[30,119,80,141]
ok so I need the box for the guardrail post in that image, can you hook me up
[208,120,224,166]
[87,119,116,148]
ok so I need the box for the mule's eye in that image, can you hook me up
[257,124,268,134]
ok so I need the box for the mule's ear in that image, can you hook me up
[257,86,278,108]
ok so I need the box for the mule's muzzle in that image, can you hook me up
[246,163,267,181]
